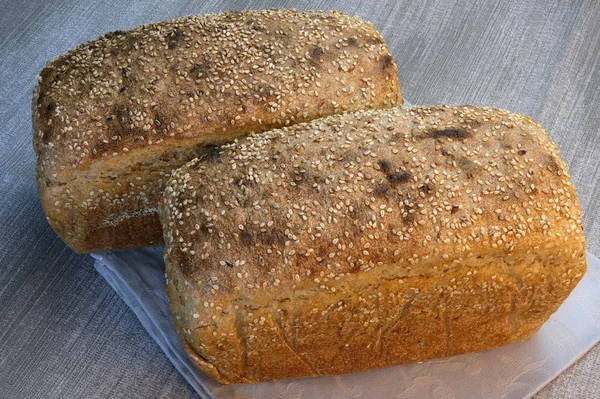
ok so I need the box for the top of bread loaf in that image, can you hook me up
[161,105,584,296]
[32,9,400,181]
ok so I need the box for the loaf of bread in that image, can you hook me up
[161,105,586,384]
[32,9,401,253]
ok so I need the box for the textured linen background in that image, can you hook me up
[2,0,600,398]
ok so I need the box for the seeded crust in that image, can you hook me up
[161,105,586,384]
[32,9,401,253]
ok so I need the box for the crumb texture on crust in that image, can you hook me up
[32,9,401,253]
[161,105,586,383]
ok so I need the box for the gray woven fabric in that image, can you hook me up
[1,0,599,398]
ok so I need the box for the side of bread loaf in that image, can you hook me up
[161,105,586,384]
[32,9,401,253]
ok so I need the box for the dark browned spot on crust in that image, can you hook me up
[419,182,433,194]
[121,67,128,77]
[374,184,389,196]
[451,205,459,214]
[234,176,255,188]
[255,83,276,101]
[518,149,527,155]
[238,191,254,209]
[190,63,205,75]
[457,157,478,178]
[44,178,66,187]
[261,227,287,246]
[293,171,305,185]
[346,37,357,46]
[387,172,411,183]
[378,159,391,173]
[429,128,468,140]
[186,88,206,97]
[312,46,324,58]
[349,203,361,218]
[38,69,56,92]
[546,155,559,174]
[119,86,127,93]
[131,162,144,172]
[154,113,166,132]
[459,214,471,226]
[310,46,324,66]
[292,170,319,191]
[42,102,57,140]
[402,210,415,225]
[233,176,243,186]
[260,43,274,55]
[116,104,131,128]
[380,54,393,69]
[341,149,358,162]
[180,257,208,277]
[167,29,184,49]
[201,144,221,162]
[240,229,254,246]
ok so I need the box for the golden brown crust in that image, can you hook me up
[32,9,401,253]
[161,105,586,383]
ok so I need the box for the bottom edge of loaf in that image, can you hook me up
[168,246,585,384]
[184,323,542,385]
